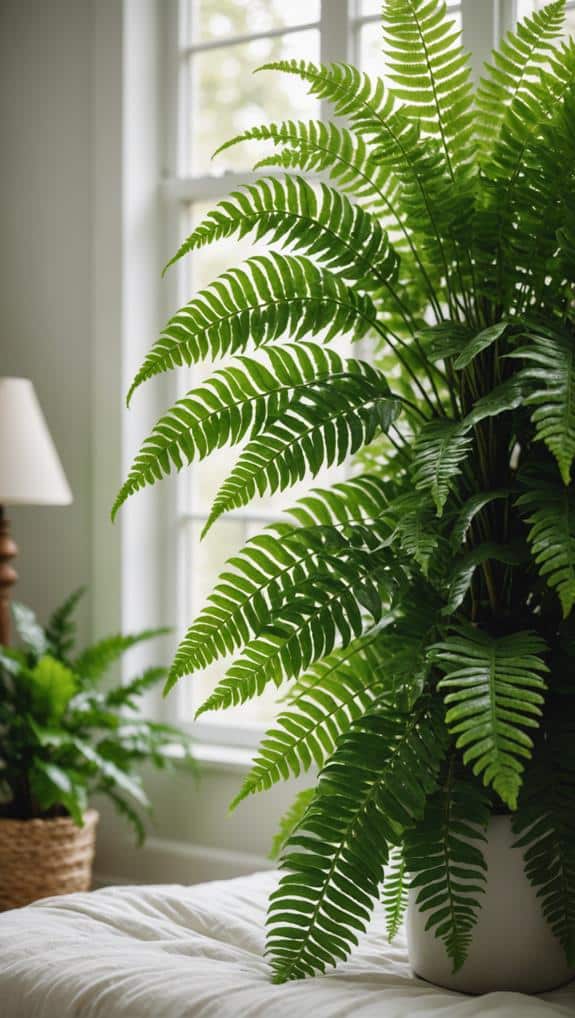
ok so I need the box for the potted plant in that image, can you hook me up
[0,591,192,910]
[114,0,575,995]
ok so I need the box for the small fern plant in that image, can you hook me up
[114,0,575,981]
[0,591,192,842]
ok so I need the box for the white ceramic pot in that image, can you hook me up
[406,814,575,994]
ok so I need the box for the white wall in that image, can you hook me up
[0,0,93,642]
[0,0,301,885]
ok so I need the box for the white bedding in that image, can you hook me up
[0,871,573,1018]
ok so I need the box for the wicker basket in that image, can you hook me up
[0,809,99,911]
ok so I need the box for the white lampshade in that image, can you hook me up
[0,377,72,506]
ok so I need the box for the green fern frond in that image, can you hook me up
[73,629,169,684]
[382,846,409,942]
[453,322,511,370]
[164,175,398,290]
[388,493,441,575]
[431,625,548,809]
[444,542,525,616]
[256,61,396,139]
[114,343,355,517]
[169,525,320,682]
[512,328,575,485]
[126,253,376,407]
[513,709,575,964]
[463,373,529,428]
[232,633,387,808]
[255,60,459,294]
[202,360,400,534]
[286,474,398,529]
[44,587,85,661]
[518,482,575,618]
[404,771,489,972]
[216,120,392,207]
[268,698,447,981]
[382,0,475,175]
[270,788,316,861]
[195,551,394,716]
[105,667,166,708]
[475,1,566,153]
[167,475,399,686]
[412,420,473,516]
[450,490,510,549]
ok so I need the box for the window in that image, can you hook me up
[517,0,575,36]
[165,1,387,743]
[161,0,555,745]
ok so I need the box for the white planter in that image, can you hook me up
[406,814,575,994]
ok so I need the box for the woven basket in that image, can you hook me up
[0,809,99,911]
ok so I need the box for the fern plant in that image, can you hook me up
[0,591,193,842]
[115,0,575,981]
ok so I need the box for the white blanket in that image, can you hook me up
[0,871,573,1017]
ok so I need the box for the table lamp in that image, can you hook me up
[0,378,72,646]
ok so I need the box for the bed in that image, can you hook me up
[0,871,573,1017]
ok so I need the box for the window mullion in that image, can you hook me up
[320,0,353,123]
[461,0,498,82]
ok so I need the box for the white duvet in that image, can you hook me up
[0,871,573,1017]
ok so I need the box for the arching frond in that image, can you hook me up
[453,322,510,370]
[127,253,376,404]
[405,772,489,972]
[412,420,473,516]
[382,0,475,175]
[167,475,400,687]
[518,482,575,618]
[255,60,462,296]
[216,119,392,207]
[256,60,397,139]
[232,634,385,807]
[432,625,548,809]
[443,542,525,616]
[450,490,510,549]
[73,629,169,684]
[270,788,316,861]
[268,699,447,981]
[475,1,566,152]
[513,709,575,964]
[195,549,395,716]
[512,328,575,486]
[382,846,409,942]
[114,344,372,519]
[203,360,400,533]
[164,175,398,289]
[463,373,528,428]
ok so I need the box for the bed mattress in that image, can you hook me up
[0,871,573,1017]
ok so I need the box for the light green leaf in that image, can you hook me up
[431,626,548,809]
[454,322,510,370]
[25,656,78,724]
[412,420,473,516]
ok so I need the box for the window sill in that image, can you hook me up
[165,741,255,773]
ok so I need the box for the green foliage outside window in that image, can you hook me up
[116,0,575,982]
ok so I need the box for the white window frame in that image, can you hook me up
[156,0,543,750]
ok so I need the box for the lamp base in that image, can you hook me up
[0,507,18,646]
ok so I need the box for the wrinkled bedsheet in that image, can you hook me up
[0,871,573,1017]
